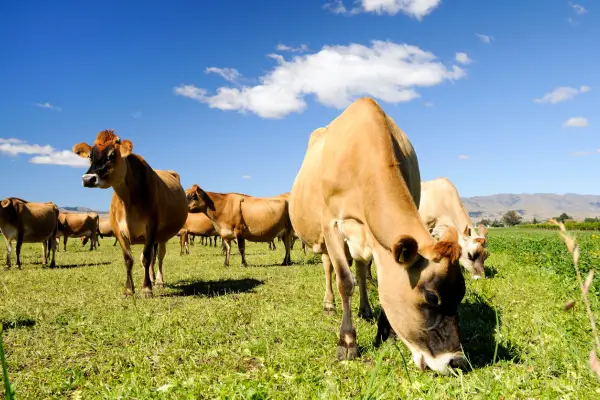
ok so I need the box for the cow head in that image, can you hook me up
[459,224,489,279]
[186,184,216,214]
[375,226,466,375]
[72,130,133,189]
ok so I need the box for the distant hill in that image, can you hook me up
[59,206,109,216]
[461,193,600,222]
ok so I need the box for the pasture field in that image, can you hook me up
[0,229,599,399]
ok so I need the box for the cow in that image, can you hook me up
[185,187,293,267]
[179,228,190,255]
[419,177,489,279]
[81,216,118,248]
[57,211,100,251]
[0,198,59,269]
[73,129,188,297]
[179,212,218,256]
[288,98,467,375]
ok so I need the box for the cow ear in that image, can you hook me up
[433,226,462,263]
[477,224,488,238]
[392,235,419,266]
[198,187,216,211]
[73,143,91,158]
[1,199,10,208]
[119,140,133,157]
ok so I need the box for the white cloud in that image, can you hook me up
[569,2,587,15]
[325,0,441,19]
[563,117,589,128]
[476,33,493,44]
[534,85,591,104]
[422,101,434,107]
[0,138,88,167]
[242,175,252,180]
[455,52,472,65]
[33,102,61,112]
[131,111,143,119]
[571,151,591,156]
[276,44,310,53]
[458,155,469,160]
[205,67,242,83]
[174,40,466,119]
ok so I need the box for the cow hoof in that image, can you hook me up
[140,288,153,298]
[337,344,358,361]
[48,262,55,269]
[358,308,373,321]
[155,282,165,289]
[123,288,134,298]
[323,303,335,315]
[241,263,248,268]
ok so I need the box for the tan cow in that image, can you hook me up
[179,212,218,256]
[420,177,489,279]
[288,98,466,374]
[73,129,188,297]
[0,198,59,269]
[186,187,293,267]
[57,211,100,251]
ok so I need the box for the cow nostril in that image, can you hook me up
[89,175,97,185]
[449,355,467,369]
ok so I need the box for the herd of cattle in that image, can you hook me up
[0,97,491,375]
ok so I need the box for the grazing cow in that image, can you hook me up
[186,187,293,267]
[0,198,58,269]
[73,129,188,297]
[419,177,489,279]
[288,98,466,374]
[57,212,100,251]
[179,212,218,256]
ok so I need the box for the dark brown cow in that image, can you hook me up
[73,129,188,297]
[0,198,58,269]
[186,187,292,267]
[57,211,99,251]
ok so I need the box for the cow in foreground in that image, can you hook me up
[288,98,466,374]
[0,198,58,269]
[186,187,293,267]
[57,211,100,251]
[73,129,188,297]
[419,177,489,279]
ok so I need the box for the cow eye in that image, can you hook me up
[424,290,439,307]
[107,151,116,160]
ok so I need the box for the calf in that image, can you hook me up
[289,98,466,374]
[0,198,58,269]
[186,187,293,267]
[73,129,188,296]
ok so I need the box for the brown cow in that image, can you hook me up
[186,187,292,267]
[73,129,188,297]
[179,228,190,255]
[0,198,58,269]
[420,177,489,279]
[288,98,466,374]
[179,212,218,256]
[57,211,99,251]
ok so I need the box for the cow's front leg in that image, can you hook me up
[140,242,156,297]
[355,260,373,320]
[15,236,23,269]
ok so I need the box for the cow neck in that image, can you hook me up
[205,192,226,220]
[111,156,150,209]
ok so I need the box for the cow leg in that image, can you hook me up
[63,236,67,252]
[365,259,374,281]
[140,242,156,297]
[281,230,293,266]
[4,239,12,269]
[148,243,158,284]
[302,241,306,254]
[15,236,23,269]
[155,242,167,288]
[48,236,56,268]
[323,253,335,313]
[323,222,357,361]
[42,241,48,266]
[355,260,373,320]
[291,236,296,250]
[238,237,248,267]
[116,234,136,297]
[113,238,118,246]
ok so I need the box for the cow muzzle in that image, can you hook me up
[82,174,100,188]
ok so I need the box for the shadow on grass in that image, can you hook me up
[51,261,112,269]
[164,278,264,297]
[483,264,499,278]
[1,316,35,330]
[373,294,521,370]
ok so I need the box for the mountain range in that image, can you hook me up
[60,193,600,223]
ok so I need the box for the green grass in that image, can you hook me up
[0,230,599,399]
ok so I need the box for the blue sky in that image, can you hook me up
[0,0,598,211]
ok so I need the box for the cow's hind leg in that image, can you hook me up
[281,230,293,266]
[48,236,56,268]
[323,221,358,361]
[355,260,373,320]
[15,235,23,269]
[4,239,12,269]
[42,241,48,266]
[139,241,157,297]
[323,253,335,314]
[238,237,248,267]
[222,239,231,266]
[154,242,167,289]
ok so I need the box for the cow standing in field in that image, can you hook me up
[81,216,118,248]
[419,177,489,279]
[288,98,467,374]
[0,198,58,269]
[186,187,293,267]
[73,129,188,297]
[57,211,100,251]
[179,212,219,256]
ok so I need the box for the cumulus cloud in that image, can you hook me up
[563,117,589,128]
[324,0,441,19]
[455,52,472,65]
[569,2,587,15]
[174,40,466,119]
[534,85,591,104]
[205,67,243,84]
[276,44,310,53]
[242,175,252,180]
[0,138,88,167]
[34,102,61,112]
[458,155,469,160]
[476,33,493,44]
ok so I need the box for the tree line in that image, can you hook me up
[478,212,600,231]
